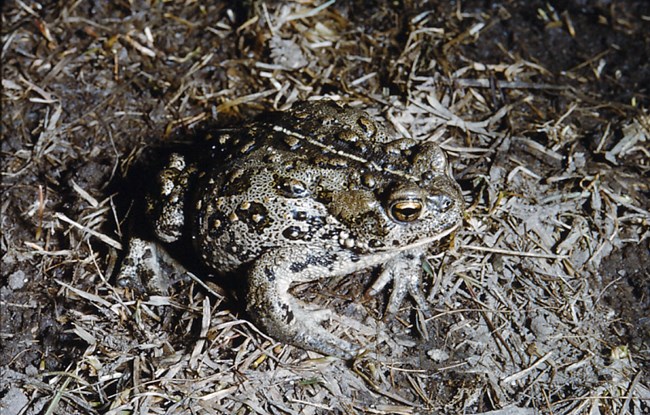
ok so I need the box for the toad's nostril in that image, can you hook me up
[429,194,453,212]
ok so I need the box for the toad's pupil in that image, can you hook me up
[391,201,423,222]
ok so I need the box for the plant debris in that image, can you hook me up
[2,1,648,414]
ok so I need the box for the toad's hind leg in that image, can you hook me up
[245,246,359,359]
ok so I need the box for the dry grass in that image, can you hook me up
[1,1,648,414]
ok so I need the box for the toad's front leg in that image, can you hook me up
[245,246,360,359]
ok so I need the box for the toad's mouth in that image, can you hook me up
[379,221,462,253]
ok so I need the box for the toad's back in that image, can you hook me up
[190,100,462,274]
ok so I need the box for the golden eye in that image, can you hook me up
[390,200,423,222]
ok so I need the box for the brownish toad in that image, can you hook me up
[119,100,464,358]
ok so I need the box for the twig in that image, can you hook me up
[501,352,554,384]
[461,245,568,260]
[55,212,123,250]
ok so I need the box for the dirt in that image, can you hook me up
[600,240,650,371]
[2,1,648,414]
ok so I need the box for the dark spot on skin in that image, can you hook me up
[421,171,435,182]
[306,215,326,228]
[281,303,294,323]
[326,157,349,169]
[236,249,252,263]
[319,228,341,241]
[276,177,308,198]
[237,201,272,234]
[264,266,276,281]
[288,252,338,273]
[289,261,308,273]
[141,269,155,282]
[222,169,253,196]
[350,254,361,262]
[207,211,228,238]
[369,239,384,248]
[263,152,282,164]
[311,155,331,168]
[293,210,308,221]
[357,116,376,138]
[317,190,334,204]
[315,253,337,269]
[314,252,338,268]
[283,226,305,241]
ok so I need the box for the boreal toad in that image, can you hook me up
[119,100,464,358]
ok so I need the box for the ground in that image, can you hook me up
[1,1,649,414]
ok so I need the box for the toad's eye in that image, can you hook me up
[389,200,423,222]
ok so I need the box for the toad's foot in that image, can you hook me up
[245,247,364,359]
[367,248,431,317]
[117,237,180,295]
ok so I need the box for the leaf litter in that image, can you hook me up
[1,1,648,414]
